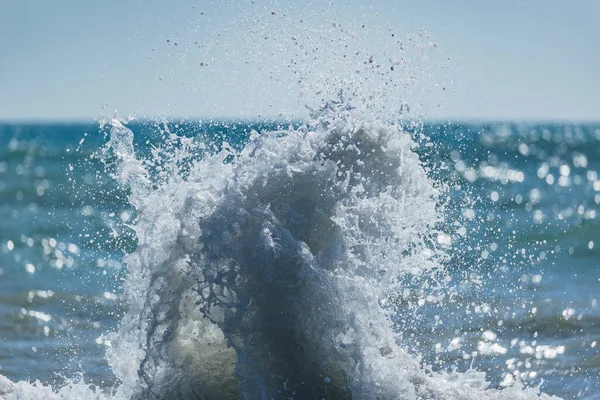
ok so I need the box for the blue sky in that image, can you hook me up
[1,1,598,121]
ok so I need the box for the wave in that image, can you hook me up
[0,107,563,399]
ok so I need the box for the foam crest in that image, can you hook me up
[0,111,559,400]
[90,109,557,399]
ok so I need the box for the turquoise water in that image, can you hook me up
[1,121,600,398]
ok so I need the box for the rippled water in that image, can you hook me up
[1,121,599,399]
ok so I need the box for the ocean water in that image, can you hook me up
[0,115,599,399]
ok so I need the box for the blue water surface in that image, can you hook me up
[0,121,599,399]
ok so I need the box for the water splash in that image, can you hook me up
[0,108,561,400]
[0,7,563,399]
[114,102,564,398]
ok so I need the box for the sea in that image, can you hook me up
[0,116,599,399]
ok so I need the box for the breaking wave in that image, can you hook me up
[0,105,560,399]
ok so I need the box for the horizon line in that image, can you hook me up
[0,115,599,126]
